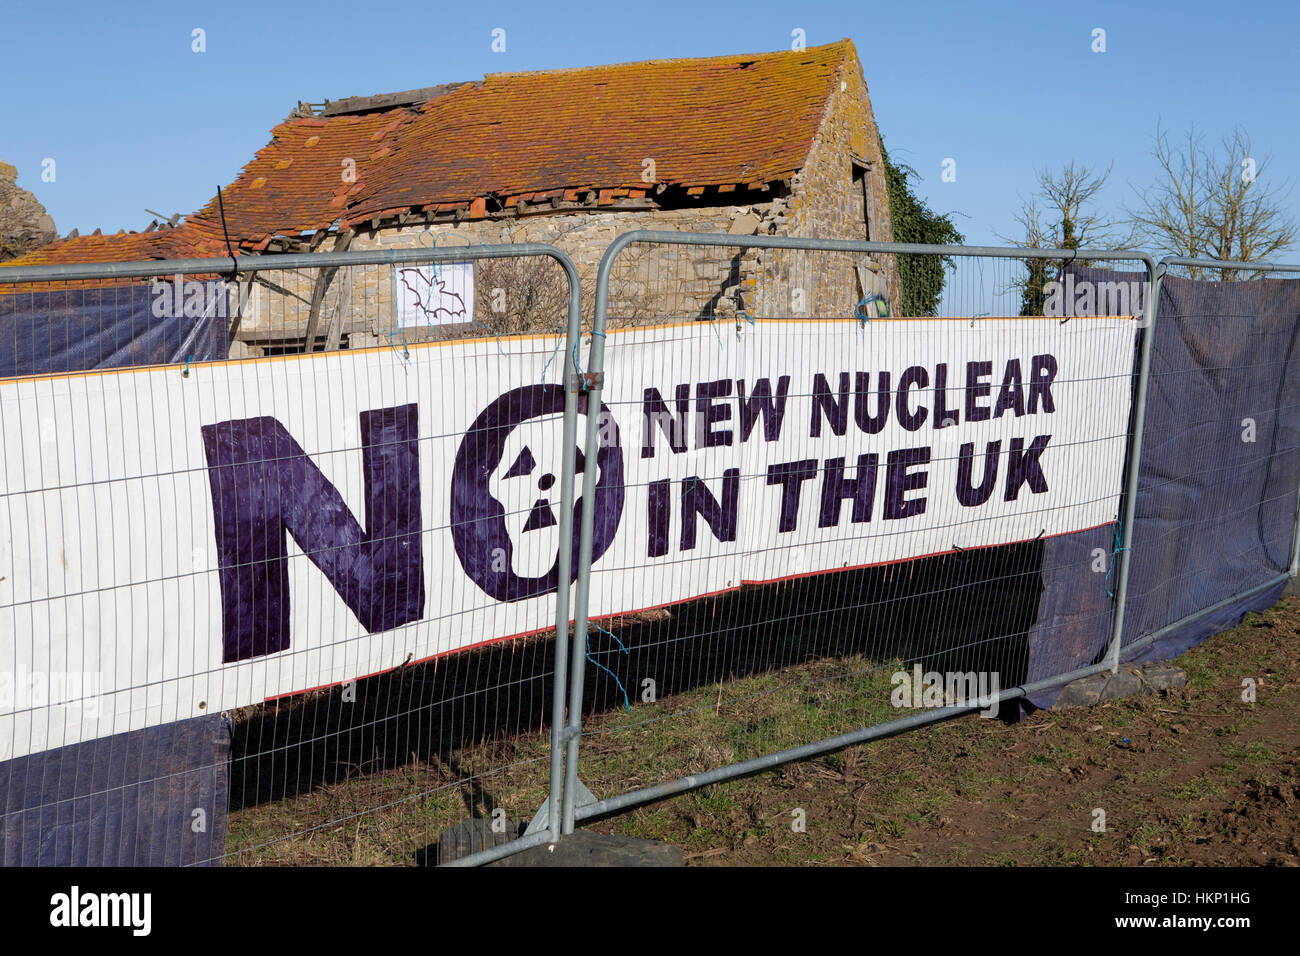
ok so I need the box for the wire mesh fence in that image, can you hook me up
[0,244,585,866]
[561,232,1159,826]
[1113,257,1300,661]
[1,233,1298,866]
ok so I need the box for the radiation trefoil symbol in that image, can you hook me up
[450,384,624,602]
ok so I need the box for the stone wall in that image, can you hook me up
[735,48,899,321]
[235,204,780,346]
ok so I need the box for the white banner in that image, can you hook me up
[0,317,1136,760]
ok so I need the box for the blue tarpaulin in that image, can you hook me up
[0,716,231,866]
[1026,268,1300,706]
[0,282,229,376]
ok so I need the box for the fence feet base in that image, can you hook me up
[568,776,599,813]
[523,777,599,836]
[523,802,552,836]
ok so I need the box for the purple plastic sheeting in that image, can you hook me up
[0,282,229,375]
[202,403,425,663]
[1025,268,1300,708]
[0,715,231,866]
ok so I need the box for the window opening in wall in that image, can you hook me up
[852,159,872,241]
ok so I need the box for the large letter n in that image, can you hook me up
[201,404,424,663]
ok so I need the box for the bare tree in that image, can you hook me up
[1127,123,1297,279]
[998,161,1118,314]
[463,219,671,342]
[473,224,573,336]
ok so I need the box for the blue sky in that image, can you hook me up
[2,0,1296,250]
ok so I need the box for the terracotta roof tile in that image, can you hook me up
[0,224,238,291]
[3,226,216,268]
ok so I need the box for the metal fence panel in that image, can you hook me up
[4,233,1299,865]
[0,243,585,866]
[1115,257,1300,663]
[563,231,1158,830]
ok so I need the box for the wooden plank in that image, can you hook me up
[228,276,254,340]
[302,229,355,352]
[322,262,352,353]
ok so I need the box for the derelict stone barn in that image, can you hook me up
[12,39,898,352]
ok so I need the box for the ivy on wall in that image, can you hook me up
[882,144,963,317]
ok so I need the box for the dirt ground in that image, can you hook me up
[586,597,1300,866]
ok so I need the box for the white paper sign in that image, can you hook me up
[394,261,474,327]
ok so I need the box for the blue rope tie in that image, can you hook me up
[593,624,629,654]
[478,322,508,358]
[383,327,410,364]
[571,330,606,380]
[709,316,723,347]
[854,297,872,327]
[422,261,441,312]
[588,625,630,712]
[1105,519,1132,599]
[539,328,565,382]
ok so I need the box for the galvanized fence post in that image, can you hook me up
[1105,256,1162,672]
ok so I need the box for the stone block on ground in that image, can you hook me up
[1052,662,1187,709]
[432,819,683,866]
[486,830,683,867]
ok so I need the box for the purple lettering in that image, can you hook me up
[853,371,891,434]
[696,379,734,448]
[896,366,929,432]
[884,446,931,520]
[965,360,993,423]
[642,384,690,458]
[1005,435,1051,500]
[738,376,791,443]
[201,404,424,663]
[1028,355,1058,413]
[956,440,1001,507]
[681,470,740,551]
[811,372,851,437]
[818,454,879,527]
[766,459,819,533]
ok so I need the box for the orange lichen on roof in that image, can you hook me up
[182,106,421,243]
[7,40,858,269]
[1,226,217,268]
[344,41,850,224]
